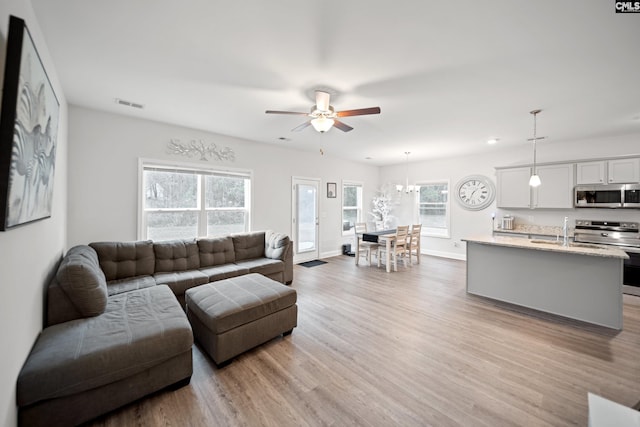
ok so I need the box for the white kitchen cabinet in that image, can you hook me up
[576,161,606,184]
[532,163,574,208]
[576,158,640,184]
[608,158,640,183]
[497,164,574,209]
[496,167,531,208]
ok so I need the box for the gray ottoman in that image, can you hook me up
[185,273,297,365]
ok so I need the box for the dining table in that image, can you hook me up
[356,229,397,273]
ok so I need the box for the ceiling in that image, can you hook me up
[31,1,640,166]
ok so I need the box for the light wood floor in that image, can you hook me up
[88,255,640,427]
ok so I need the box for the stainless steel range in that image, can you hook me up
[574,219,640,296]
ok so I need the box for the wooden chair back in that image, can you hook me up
[395,225,409,250]
[355,222,368,234]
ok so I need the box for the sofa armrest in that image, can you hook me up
[283,240,293,285]
[47,277,84,326]
[265,231,293,284]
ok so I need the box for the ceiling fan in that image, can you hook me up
[265,90,381,133]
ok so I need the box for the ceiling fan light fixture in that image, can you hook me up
[311,116,334,133]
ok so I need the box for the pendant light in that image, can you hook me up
[396,152,415,193]
[528,109,545,187]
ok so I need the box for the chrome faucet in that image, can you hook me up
[562,216,569,247]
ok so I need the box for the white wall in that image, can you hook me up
[0,1,68,426]
[380,133,640,259]
[67,106,379,257]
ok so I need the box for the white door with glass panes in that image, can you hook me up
[292,177,319,263]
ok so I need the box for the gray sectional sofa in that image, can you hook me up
[17,230,292,427]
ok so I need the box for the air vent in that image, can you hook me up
[115,98,144,109]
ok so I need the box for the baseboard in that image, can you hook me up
[422,249,466,261]
[320,250,342,259]
[316,249,465,261]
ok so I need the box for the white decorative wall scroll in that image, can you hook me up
[167,139,235,162]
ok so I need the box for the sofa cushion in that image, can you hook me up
[232,231,266,261]
[234,258,284,277]
[264,231,291,260]
[56,245,108,317]
[90,241,155,281]
[153,270,209,296]
[154,239,200,272]
[199,264,250,282]
[106,275,156,296]
[198,236,235,267]
[17,285,193,407]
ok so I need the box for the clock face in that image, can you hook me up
[455,175,495,210]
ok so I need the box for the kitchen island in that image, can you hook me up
[463,236,629,329]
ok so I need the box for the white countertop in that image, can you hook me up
[493,224,574,237]
[463,235,629,259]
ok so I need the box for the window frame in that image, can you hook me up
[138,158,252,240]
[341,180,363,236]
[416,179,450,238]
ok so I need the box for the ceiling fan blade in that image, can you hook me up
[292,121,312,132]
[333,119,353,132]
[315,91,330,111]
[265,110,309,116]
[336,107,381,117]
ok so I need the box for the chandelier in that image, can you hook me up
[396,152,415,193]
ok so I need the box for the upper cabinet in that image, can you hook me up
[496,167,531,208]
[497,164,574,209]
[608,158,640,183]
[576,161,606,184]
[533,164,574,208]
[576,158,640,184]
[496,156,639,209]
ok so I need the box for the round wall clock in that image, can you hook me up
[455,175,496,211]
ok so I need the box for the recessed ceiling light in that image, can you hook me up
[487,138,498,145]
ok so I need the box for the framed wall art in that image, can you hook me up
[0,15,60,230]
[327,182,337,198]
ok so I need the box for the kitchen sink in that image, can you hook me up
[569,242,608,250]
[529,239,557,245]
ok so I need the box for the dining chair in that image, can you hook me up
[406,224,422,265]
[378,225,409,272]
[355,222,380,266]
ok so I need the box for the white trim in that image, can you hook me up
[139,157,252,176]
[422,248,466,261]
[320,249,342,259]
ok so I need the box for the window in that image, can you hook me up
[140,161,251,240]
[417,181,450,238]
[342,181,363,235]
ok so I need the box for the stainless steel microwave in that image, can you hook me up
[575,184,640,208]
